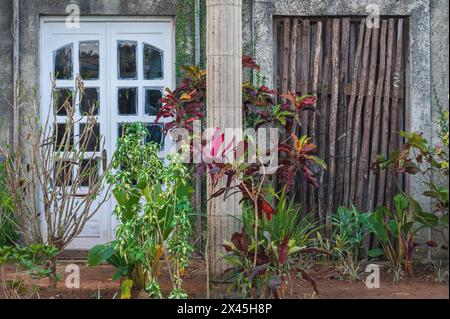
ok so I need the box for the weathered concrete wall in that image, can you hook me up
[430,0,449,260]
[0,0,13,147]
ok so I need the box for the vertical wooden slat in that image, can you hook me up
[281,18,291,100]
[335,18,350,208]
[273,19,279,94]
[290,18,299,93]
[377,18,396,207]
[311,21,323,215]
[343,19,365,206]
[386,19,404,206]
[311,21,323,103]
[367,20,388,211]
[355,26,380,210]
[326,18,341,227]
[300,19,311,212]
[349,25,372,203]
[318,20,332,221]
[403,19,411,196]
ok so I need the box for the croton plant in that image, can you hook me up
[155,56,326,216]
[155,56,326,297]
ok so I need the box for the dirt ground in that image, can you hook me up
[1,259,448,299]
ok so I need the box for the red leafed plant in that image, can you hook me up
[154,57,327,297]
[156,65,206,133]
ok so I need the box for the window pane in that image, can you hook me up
[145,89,163,116]
[118,123,126,140]
[54,89,73,116]
[79,159,99,187]
[145,124,164,147]
[79,41,99,80]
[54,44,73,80]
[118,88,137,115]
[118,41,137,79]
[81,88,100,116]
[80,123,101,152]
[54,161,72,187]
[144,44,163,80]
[54,123,74,150]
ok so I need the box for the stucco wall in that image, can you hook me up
[430,0,449,260]
[0,0,13,147]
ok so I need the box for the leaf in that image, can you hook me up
[120,279,133,299]
[368,248,384,257]
[277,236,289,265]
[368,214,388,243]
[394,193,409,218]
[415,211,440,227]
[112,266,129,281]
[88,244,115,267]
[310,156,327,169]
[297,269,319,295]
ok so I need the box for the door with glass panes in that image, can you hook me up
[41,19,174,249]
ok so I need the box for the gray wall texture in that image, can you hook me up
[0,0,448,259]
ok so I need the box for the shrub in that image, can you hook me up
[367,193,439,281]
[0,162,18,247]
[88,123,193,299]
[331,206,371,281]
[222,189,325,298]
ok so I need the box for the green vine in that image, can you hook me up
[175,0,207,82]
[176,0,193,80]
[199,0,207,69]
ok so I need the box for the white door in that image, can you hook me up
[41,18,174,249]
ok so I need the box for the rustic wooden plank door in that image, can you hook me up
[274,17,409,220]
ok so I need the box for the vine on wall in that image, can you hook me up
[176,0,206,81]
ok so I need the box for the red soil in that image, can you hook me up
[1,259,448,299]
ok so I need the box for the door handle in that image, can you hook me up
[102,149,108,172]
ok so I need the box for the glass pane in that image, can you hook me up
[54,161,72,187]
[54,89,73,116]
[145,124,164,147]
[118,41,137,79]
[118,123,126,140]
[54,44,73,80]
[79,41,99,80]
[145,89,163,116]
[80,123,101,152]
[81,88,100,116]
[79,159,99,187]
[144,44,163,80]
[54,123,74,150]
[118,88,137,115]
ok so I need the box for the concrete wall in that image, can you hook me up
[0,0,13,147]
[430,0,449,260]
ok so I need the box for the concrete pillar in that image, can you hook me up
[206,0,243,278]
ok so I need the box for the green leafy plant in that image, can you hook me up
[372,130,449,240]
[88,123,193,299]
[222,189,325,298]
[331,206,371,281]
[0,162,18,247]
[0,244,60,282]
[367,193,439,281]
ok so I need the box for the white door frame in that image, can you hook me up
[39,16,176,249]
